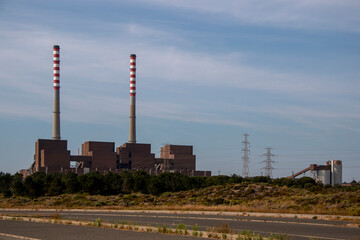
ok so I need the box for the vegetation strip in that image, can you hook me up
[63,212,356,228]
[2,172,360,216]
[1,172,359,217]
[1,208,359,222]
[1,215,295,240]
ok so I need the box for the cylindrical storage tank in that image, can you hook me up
[317,169,331,185]
[332,160,342,185]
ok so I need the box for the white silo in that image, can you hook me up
[317,168,331,185]
[331,160,342,186]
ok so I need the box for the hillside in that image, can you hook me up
[1,182,359,216]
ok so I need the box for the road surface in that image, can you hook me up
[0,220,204,240]
[0,209,359,239]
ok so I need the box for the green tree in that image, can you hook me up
[46,174,64,196]
[11,173,26,196]
[249,176,272,184]
[0,172,12,196]
[103,172,124,195]
[121,171,134,194]
[133,170,150,194]
[296,177,316,188]
[148,175,163,195]
[229,174,243,184]
[63,172,81,194]
[111,173,123,194]
[158,172,186,192]
[273,177,295,187]
[24,173,45,198]
[204,175,230,187]
[83,172,104,195]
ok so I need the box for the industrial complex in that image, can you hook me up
[20,46,211,177]
[19,45,345,185]
[288,160,343,186]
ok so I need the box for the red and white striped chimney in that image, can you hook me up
[52,45,61,140]
[129,54,136,143]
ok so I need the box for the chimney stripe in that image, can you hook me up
[53,46,60,89]
[129,54,136,143]
[129,57,136,95]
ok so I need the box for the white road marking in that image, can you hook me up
[0,233,41,240]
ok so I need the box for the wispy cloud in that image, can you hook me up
[0,22,358,135]
[140,0,360,32]
[140,47,359,95]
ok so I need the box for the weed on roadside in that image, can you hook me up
[94,218,102,227]
[269,233,290,240]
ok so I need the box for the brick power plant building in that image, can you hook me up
[21,46,211,177]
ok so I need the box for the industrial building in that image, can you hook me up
[21,46,210,177]
[288,160,342,186]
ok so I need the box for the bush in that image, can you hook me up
[11,173,26,196]
[0,172,12,194]
[295,177,316,188]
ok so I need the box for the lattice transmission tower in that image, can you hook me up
[261,147,276,178]
[242,133,250,177]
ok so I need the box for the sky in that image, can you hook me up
[0,0,359,182]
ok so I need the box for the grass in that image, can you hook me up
[176,223,186,234]
[0,183,359,216]
[237,230,264,240]
[94,218,101,227]
[192,224,199,236]
[50,213,62,220]
[269,233,290,240]
[113,221,118,228]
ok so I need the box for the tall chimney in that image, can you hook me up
[52,45,61,140]
[129,54,136,143]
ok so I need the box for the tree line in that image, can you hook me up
[0,171,354,199]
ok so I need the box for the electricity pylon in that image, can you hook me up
[261,147,276,178]
[242,133,250,177]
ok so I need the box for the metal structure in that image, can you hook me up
[261,147,275,178]
[242,133,250,177]
[52,45,61,140]
[288,160,342,186]
[129,54,136,143]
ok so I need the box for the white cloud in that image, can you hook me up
[140,0,360,32]
[0,22,358,134]
[140,47,359,96]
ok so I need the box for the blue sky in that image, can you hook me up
[0,0,359,181]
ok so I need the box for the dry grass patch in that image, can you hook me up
[1,183,359,216]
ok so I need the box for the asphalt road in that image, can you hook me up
[0,220,204,240]
[1,209,360,240]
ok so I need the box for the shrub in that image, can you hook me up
[215,223,232,234]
